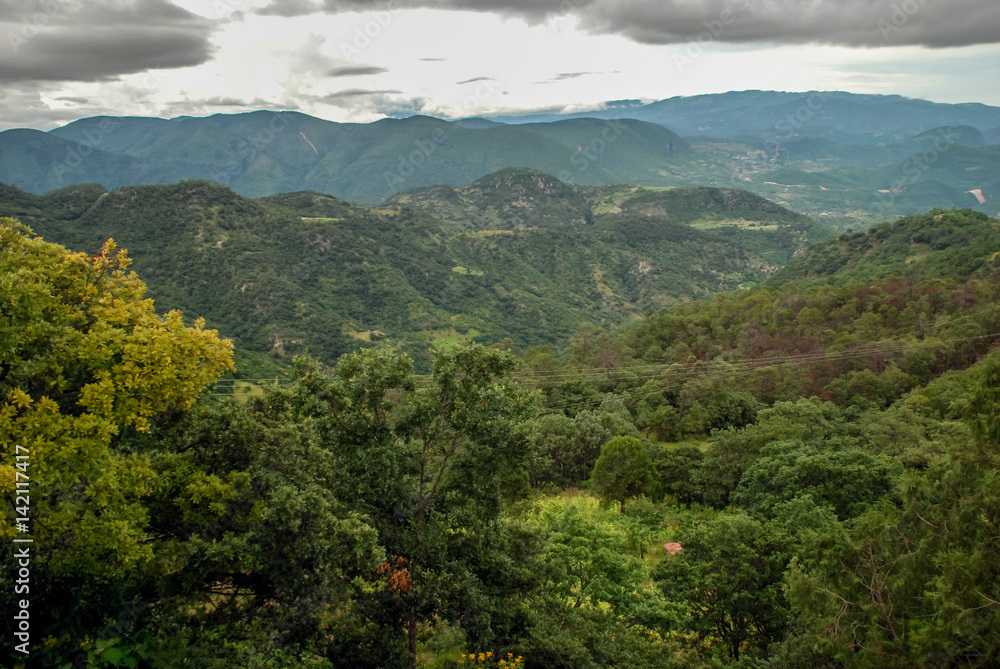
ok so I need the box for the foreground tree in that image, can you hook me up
[291,343,535,665]
[0,219,234,663]
[589,436,657,512]
[653,512,791,662]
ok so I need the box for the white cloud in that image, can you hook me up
[1,2,998,131]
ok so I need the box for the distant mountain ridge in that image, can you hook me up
[0,112,691,203]
[0,90,998,225]
[486,90,1000,144]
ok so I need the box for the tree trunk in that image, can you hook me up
[408,610,417,665]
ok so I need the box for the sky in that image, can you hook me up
[1,0,999,131]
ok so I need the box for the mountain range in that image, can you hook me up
[1,91,997,228]
[486,90,1000,144]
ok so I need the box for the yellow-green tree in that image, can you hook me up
[0,217,233,577]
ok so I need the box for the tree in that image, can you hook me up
[529,496,645,610]
[525,413,594,488]
[291,342,535,664]
[789,351,1000,668]
[732,440,898,521]
[589,436,657,512]
[697,398,846,508]
[139,392,384,666]
[649,443,703,506]
[0,219,233,662]
[702,386,761,432]
[653,512,791,662]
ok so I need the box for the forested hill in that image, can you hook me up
[0,176,824,372]
[389,167,813,231]
[0,112,693,202]
[4,100,998,224]
[545,208,1000,425]
[771,208,1000,285]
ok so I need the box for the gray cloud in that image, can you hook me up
[605,99,644,108]
[202,97,250,106]
[0,83,110,130]
[0,0,215,83]
[574,0,1000,48]
[375,97,430,117]
[533,72,596,85]
[322,88,403,100]
[457,76,493,85]
[305,87,427,115]
[256,0,1000,48]
[257,0,323,16]
[158,96,297,117]
[326,65,390,77]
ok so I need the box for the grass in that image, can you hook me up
[425,327,481,348]
[451,265,484,276]
[652,439,712,452]
[232,380,266,403]
[689,218,780,231]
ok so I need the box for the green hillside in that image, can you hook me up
[389,168,596,229]
[771,208,1000,285]
[0,127,183,193]
[391,170,830,266]
[27,112,703,202]
[1,101,995,226]
[1,176,819,372]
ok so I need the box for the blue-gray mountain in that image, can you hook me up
[0,91,997,225]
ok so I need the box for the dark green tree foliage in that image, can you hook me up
[702,386,762,431]
[290,343,535,663]
[696,398,847,508]
[523,413,612,490]
[140,394,384,665]
[653,512,791,662]
[731,440,898,520]
[589,436,658,512]
[649,444,704,506]
[789,351,1000,668]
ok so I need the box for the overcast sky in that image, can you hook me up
[1,0,999,131]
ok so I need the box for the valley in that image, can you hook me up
[4,88,1000,669]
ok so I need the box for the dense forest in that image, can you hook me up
[0,175,827,374]
[2,203,1000,668]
